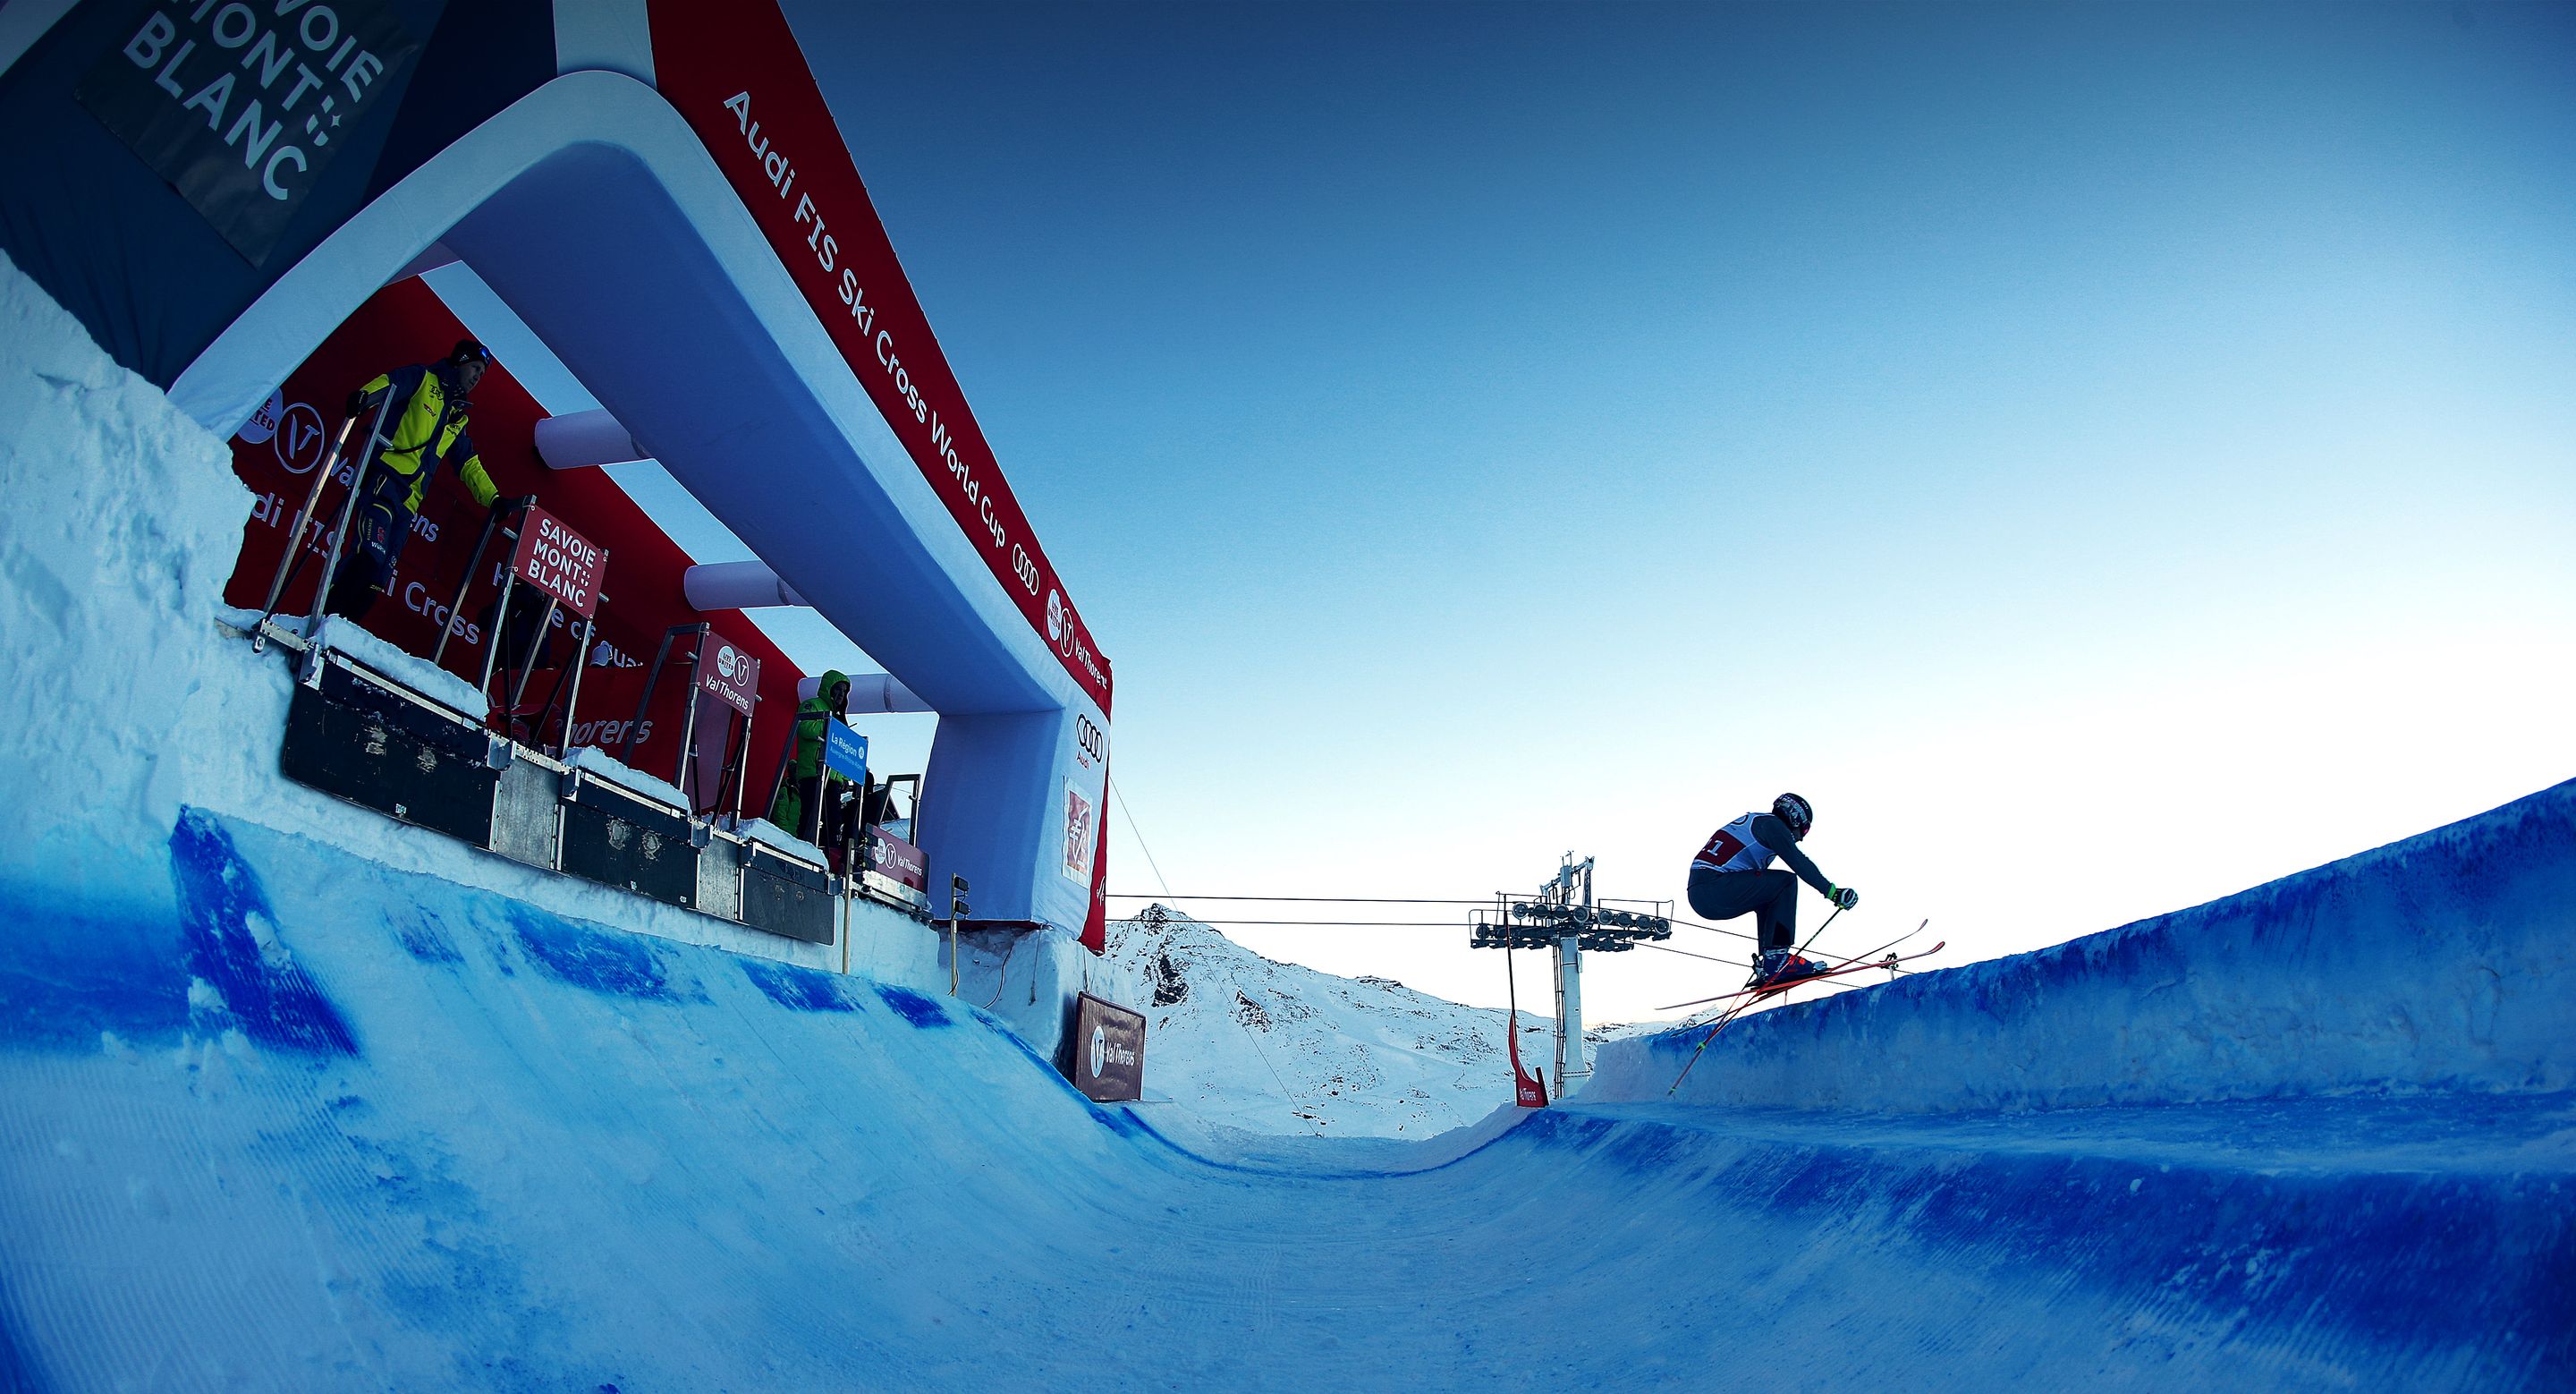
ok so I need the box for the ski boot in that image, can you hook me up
[1752,948,1828,989]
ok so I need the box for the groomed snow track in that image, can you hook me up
[0,784,2569,1390]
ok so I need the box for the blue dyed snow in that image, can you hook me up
[166,808,355,1057]
[1608,1102,2576,1358]
[508,906,674,1001]
[0,884,188,1048]
[392,907,464,965]
[873,982,950,1028]
[740,957,857,1013]
[0,1294,35,1394]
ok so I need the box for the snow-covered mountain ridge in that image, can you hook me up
[1106,905,1559,1137]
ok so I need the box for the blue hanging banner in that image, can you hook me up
[822,719,867,784]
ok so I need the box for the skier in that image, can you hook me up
[1686,793,1859,988]
[323,339,505,622]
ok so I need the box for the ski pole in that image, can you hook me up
[1812,919,1928,976]
[1665,953,1820,1095]
[1665,910,1881,1094]
[1672,919,1811,1096]
[1664,914,1916,1012]
[1790,904,1846,964]
[1666,999,1749,1095]
[1657,929,1936,1012]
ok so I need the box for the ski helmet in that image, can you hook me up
[1772,793,1813,839]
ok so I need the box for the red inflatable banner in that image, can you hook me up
[221,278,806,795]
[648,0,1113,714]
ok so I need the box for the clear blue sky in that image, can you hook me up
[459,2,2576,1024]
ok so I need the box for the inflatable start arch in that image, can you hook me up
[0,0,1114,948]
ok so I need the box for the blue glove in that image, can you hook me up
[1826,884,1859,910]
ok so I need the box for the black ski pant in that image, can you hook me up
[1688,866,1798,956]
[321,562,382,623]
[788,776,859,852]
[322,491,412,624]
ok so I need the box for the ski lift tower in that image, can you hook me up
[1543,854,1594,1090]
[1470,854,1673,1097]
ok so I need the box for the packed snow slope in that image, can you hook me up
[3,254,2570,1388]
[1,788,2568,1390]
[1105,905,1553,1136]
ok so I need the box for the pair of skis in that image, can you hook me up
[1662,920,1942,1096]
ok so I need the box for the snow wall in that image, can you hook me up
[4,257,2569,1387]
[1589,777,2576,1112]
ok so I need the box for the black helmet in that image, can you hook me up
[450,337,493,366]
[1772,793,1813,839]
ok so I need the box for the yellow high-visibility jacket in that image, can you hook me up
[355,362,498,514]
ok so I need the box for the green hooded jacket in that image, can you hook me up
[767,669,850,835]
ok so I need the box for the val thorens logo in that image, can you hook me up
[273,402,328,476]
[1089,1024,1106,1079]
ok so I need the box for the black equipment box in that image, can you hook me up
[741,843,833,945]
[281,661,496,849]
[560,774,699,909]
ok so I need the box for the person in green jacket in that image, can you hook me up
[768,669,851,845]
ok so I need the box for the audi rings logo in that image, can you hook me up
[1045,589,1066,645]
[715,646,742,681]
[1089,1024,1106,1079]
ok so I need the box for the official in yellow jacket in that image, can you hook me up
[323,338,504,622]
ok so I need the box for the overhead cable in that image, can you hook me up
[1106,778,1176,902]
